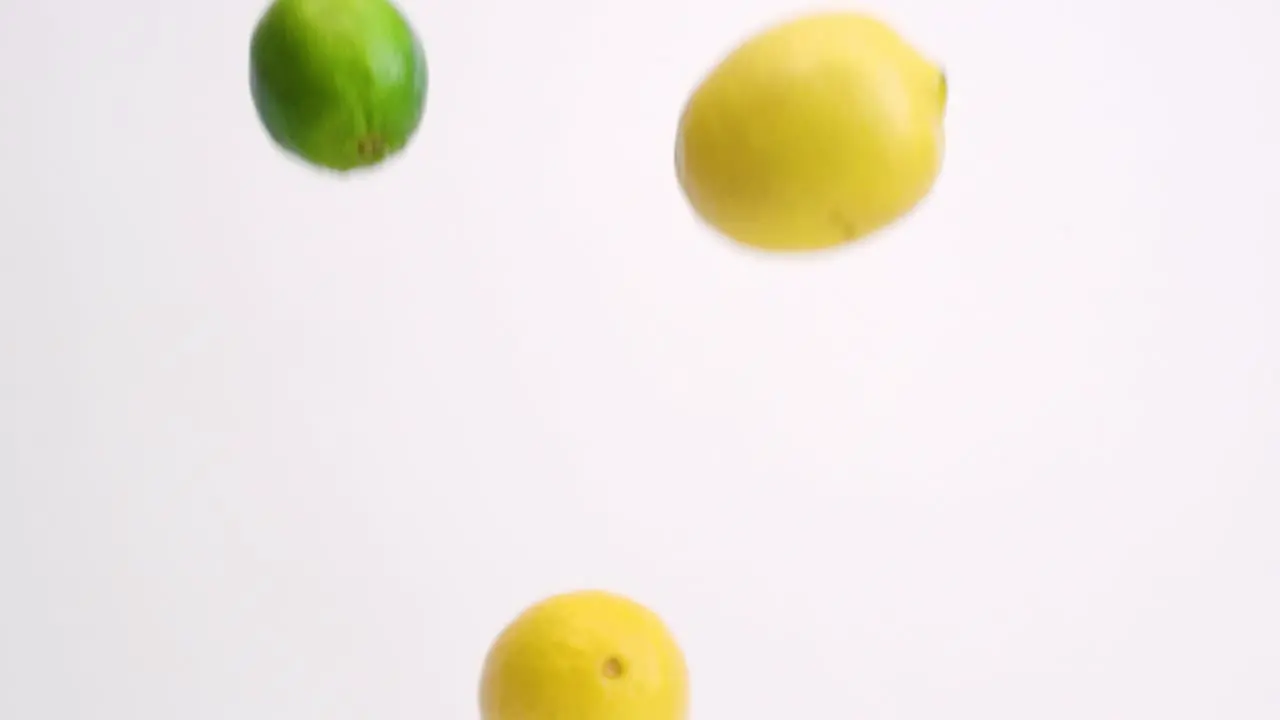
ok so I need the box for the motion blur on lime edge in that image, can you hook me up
[676,12,947,252]
[249,0,427,172]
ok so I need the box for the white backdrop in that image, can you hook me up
[2,0,1278,717]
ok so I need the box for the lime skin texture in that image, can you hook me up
[249,0,428,171]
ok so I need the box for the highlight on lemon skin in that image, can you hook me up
[675,12,947,252]
[249,0,428,172]
[479,590,689,720]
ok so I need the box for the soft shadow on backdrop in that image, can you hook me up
[1,0,1277,717]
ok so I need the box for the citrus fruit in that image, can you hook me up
[249,0,428,171]
[675,12,947,251]
[479,590,689,720]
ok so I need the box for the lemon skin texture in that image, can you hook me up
[676,12,947,251]
[250,0,427,171]
[479,590,689,720]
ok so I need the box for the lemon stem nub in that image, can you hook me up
[602,657,624,678]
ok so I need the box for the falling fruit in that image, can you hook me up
[675,12,947,251]
[480,590,689,720]
[249,0,428,171]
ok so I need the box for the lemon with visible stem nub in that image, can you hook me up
[479,590,689,720]
[249,0,428,172]
[676,12,947,251]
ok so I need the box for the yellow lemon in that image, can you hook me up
[479,591,689,720]
[676,12,947,251]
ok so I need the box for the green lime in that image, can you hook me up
[249,0,428,171]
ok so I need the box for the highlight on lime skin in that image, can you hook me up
[248,0,428,172]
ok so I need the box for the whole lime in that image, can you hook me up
[249,0,428,171]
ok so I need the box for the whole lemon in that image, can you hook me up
[479,591,689,720]
[676,12,947,251]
